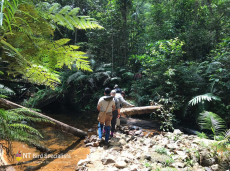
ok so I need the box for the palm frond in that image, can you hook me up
[188,93,221,106]
[198,111,226,135]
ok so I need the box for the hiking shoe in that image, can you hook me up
[104,142,109,147]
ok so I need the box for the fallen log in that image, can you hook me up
[0,98,87,138]
[120,105,162,116]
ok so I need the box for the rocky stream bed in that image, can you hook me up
[77,125,230,171]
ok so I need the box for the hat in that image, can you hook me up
[114,84,119,89]
[111,90,116,94]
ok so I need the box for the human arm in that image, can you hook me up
[97,105,101,112]
[120,96,134,107]
[97,97,102,112]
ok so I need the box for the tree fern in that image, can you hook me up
[9,123,43,138]
[198,111,226,138]
[41,38,92,72]
[188,93,221,106]
[0,107,53,154]
[0,84,15,97]
[37,2,104,30]
[1,1,97,88]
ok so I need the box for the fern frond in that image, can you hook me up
[59,5,71,14]
[49,3,60,14]
[8,129,40,144]
[188,93,221,106]
[54,38,71,46]
[225,129,230,139]
[3,0,19,32]
[0,108,44,149]
[23,64,60,88]
[38,2,103,31]
[198,111,226,135]
[67,71,84,84]
[9,123,43,138]
[7,108,53,123]
[0,84,15,96]
[68,8,80,15]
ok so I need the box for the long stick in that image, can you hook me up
[0,98,87,138]
[120,105,162,116]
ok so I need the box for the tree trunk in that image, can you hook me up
[0,98,87,138]
[120,106,162,116]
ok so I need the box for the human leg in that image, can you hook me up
[98,122,104,140]
[104,113,112,142]
[111,110,118,136]
[104,125,111,142]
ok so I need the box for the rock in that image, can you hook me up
[201,158,216,167]
[101,158,116,165]
[193,163,205,171]
[129,126,140,130]
[204,167,212,171]
[85,142,94,147]
[110,146,122,151]
[166,143,179,150]
[135,130,142,135]
[88,128,94,132]
[171,161,186,168]
[173,129,183,135]
[144,155,151,161]
[176,150,188,160]
[93,142,100,147]
[129,164,139,171]
[115,161,127,169]
[119,139,127,145]
[78,159,90,166]
[89,135,98,142]
[135,152,141,159]
[84,139,89,144]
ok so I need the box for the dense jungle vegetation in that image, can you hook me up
[0,0,230,150]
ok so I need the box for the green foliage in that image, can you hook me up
[196,132,209,139]
[143,0,230,60]
[0,84,15,98]
[0,0,104,89]
[155,146,167,155]
[151,106,175,132]
[188,93,221,106]
[198,111,226,139]
[163,157,174,167]
[131,38,184,77]
[0,107,52,154]
[37,2,104,30]
[24,62,118,112]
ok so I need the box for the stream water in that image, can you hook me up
[1,113,161,171]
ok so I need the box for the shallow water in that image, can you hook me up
[1,112,160,170]
[1,113,97,171]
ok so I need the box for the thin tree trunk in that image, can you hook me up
[0,98,87,138]
[120,106,162,116]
